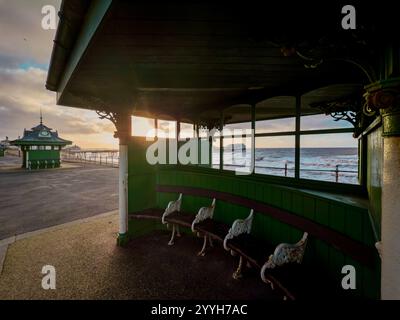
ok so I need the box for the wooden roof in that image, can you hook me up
[47,1,391,124]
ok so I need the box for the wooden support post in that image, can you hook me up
[251,103,256,174]
[295,95,301,179]
[114,112,131,246]
[364,77,400,299]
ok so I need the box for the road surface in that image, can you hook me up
[0,158,118,240]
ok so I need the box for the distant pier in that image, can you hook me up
[62,149,119,167]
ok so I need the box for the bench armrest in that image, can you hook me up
[191,199,216,232]
[161,193,182,224]
[223,209,254,251]
[261,232,308,279]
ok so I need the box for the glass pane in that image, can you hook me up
[301,114,353,131]
[223,135,252,172]
[179,123,194,140]
[300,133,359,184]
[256,117,295,134]
[157,119,176,139]
[132,116,155,137]
[255,136,295,177]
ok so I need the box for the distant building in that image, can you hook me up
[0,136,11,157]
[64,144,81,152]
[11,114,72,169]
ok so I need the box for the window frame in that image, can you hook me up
[215,101,359,186]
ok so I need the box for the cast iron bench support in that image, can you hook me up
[223,210,254,279]
[161,193,183,245]
[260,232,308,300]
[191,198,216,256]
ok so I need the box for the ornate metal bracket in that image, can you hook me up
[96,110,117,126]
[96,110,131,141]
[310,94,372,137]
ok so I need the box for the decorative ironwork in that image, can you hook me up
[161,193,182,225]
[364,78,400,136]
[312,99,358,127]
[191,199,216,232]
[223,209,254,251]
[363,80,400,116]
[191,199,217,256]
[161,193,183,246]
[310,94,373,137]
[96,110,117,126]
[262,232,308,269]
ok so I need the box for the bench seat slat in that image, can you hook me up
[265,264,341,300]
[164,211,195,227]
[226,234,274,268]
[194,218,230,242]
[129,208,164,220]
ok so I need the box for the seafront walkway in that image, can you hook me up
[0,212,278,299]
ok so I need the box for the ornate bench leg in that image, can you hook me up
[208,235,214,248]
[233,256,244,280]
[197,234,208,256]
[176,225,181,237]
[168,224,176,246]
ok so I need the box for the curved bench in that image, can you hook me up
[222,209,309,281]
[129,185,367,299]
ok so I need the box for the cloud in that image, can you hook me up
[0,66,117,147]
[0,0,61,68]
[0,1,118,149]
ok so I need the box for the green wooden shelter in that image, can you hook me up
[11,115,72,169]
[46,1,400,299]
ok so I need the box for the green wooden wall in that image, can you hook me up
[127,138,157,213]
[28,150,60,161]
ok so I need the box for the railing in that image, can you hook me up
[61,150,119,168]
[220,163,358,183]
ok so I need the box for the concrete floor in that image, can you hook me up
[0,213,279,300]
[0,156,118,240]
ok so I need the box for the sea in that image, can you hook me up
[214,147,359,185]
[63,147,359,185]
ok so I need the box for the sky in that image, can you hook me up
[0,0,118,149]
[0,1,357,149]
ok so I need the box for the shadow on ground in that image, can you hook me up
[0,214,280,300]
